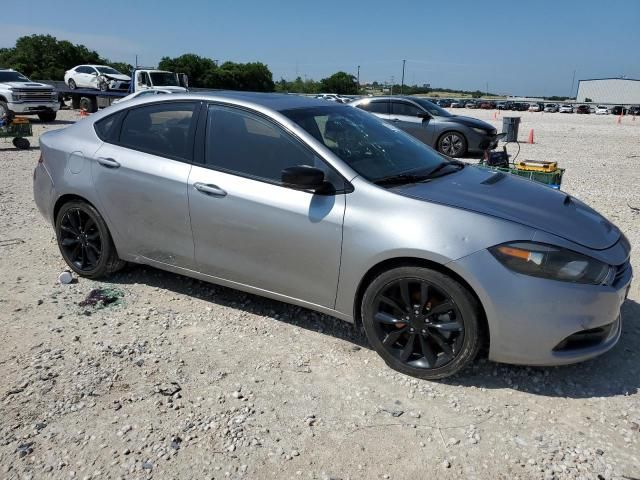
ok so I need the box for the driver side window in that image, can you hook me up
[204,106,343,189]
[391,101,423,117]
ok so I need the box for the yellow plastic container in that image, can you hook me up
[516,160,558,173]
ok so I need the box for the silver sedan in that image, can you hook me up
[33,92,632,379]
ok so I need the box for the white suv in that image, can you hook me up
[595,105,609,115]
[0,69,59,122]
[64,65,131,91]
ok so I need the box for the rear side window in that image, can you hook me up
[94,111,124,143]
[119,102,198,161]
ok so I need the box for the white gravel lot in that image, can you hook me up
[0,107,638,480]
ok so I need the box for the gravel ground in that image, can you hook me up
[0,107,638,480]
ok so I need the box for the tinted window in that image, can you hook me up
[119,102,197,160]
[283,105,445,182]
[357,100,389,115]
[77,66,92,74]
[94,111,124,142]
[391,101,423,117]
[205,106,334,185]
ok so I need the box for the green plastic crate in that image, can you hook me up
[476,164,564,189]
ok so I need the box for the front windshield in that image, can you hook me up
[149,72,179,87]
[412,98,453,117]
[96,66,121,75]
[282,105,447,182]
[0,71,30,82]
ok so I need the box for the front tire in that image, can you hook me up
[68,79,77,90]
[437,132,468,157]
[361,266,481,380]
[55,201,125,279]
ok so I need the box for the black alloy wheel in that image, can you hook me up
[438,132,467,157]
[55,201,125,278]
[362,267,481,379]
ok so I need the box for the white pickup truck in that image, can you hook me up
[0,68,59,122]
[132,69,188,93]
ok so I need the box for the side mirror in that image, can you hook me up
[281,165,326,191]
[417,112,430,120]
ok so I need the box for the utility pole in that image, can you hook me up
[135,54,138,68]
[570,69,576,98]
[390,76,394,96]
[486,81,489,97]
[357,65,360,92]
[401,59,406,94]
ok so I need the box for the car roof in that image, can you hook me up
[195,91,336,111]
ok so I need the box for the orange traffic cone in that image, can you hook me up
[79,109,88,117]
[493,111,497,120]
[527,129,534,144]
[617,114,622,124]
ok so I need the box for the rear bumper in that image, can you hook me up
[33,163,56,225]
[450,248,632,366]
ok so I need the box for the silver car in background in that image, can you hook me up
[33,93,632,379]
[349,96,498,157]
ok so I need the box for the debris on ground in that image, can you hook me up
[78,287,123,307]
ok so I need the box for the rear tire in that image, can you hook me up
[79,96,98,113]
[361,266,481,380]
[55,201,125,279]
[12,137,30,150]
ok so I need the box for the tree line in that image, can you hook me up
[0,34,359,94]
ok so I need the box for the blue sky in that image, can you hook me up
[2,0,639,96]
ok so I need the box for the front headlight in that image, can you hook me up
[489,242,613,285]
[472,127,489,135]
[11,92,21,101]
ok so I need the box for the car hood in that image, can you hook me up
[4,82,53,90]
[102,74,131,81]
[393,165,620,250]
[441,115,495,132]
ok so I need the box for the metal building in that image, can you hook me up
[576,78,640,104]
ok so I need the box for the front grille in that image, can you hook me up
[13,88,55,102]
[613,262,631,285]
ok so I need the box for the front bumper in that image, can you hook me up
[450,248,632,366]
[467,130,498,153]
[9,101,59,114]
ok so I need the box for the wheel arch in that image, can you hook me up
[353,256,489,350]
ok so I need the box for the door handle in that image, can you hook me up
[97,157,120,168]
[194,182,227,197]
[391,118,400,122]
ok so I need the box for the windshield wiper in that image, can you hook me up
[374,161,466,187]
[423,160,465,179]
[373,172,433,186]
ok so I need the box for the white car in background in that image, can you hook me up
[558,104,574,113]
[111,88,172,105]
[528,103,543,112]
[595,105,609,115]
[64,65,131,91]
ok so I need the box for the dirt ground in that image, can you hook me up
[0,106,638,480]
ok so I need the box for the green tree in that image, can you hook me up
[108,62,134,75]
[0,34,104,80]
[320,72,358,94]
[158,53,217,88]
